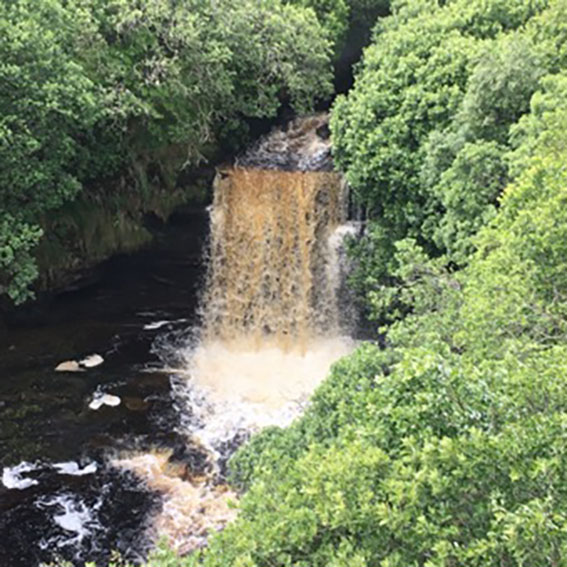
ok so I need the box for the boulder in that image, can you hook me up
[79,354,104,368]
[55,360,84,372]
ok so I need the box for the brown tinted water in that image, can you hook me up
[0,116,362,566]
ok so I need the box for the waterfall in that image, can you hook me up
[119,115,359,554]
[201,168,349,351]
[177,116,359,448]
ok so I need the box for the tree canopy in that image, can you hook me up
[330,0,567,305]
[0,0,338,303]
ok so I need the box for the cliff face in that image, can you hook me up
[33,149,215,295]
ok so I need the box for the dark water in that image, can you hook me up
[0,208,208,567]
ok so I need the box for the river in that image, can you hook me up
[0,207,209,566]
[0,114,359,566]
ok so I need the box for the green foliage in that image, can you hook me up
[418,34,543,263]
[94,0,334,154]
[0,216,42,303]
[365,238,458,325]
[429,140,508,264]
[184,24,567,565]
[290,0,350,51]
[290,0,390,56]
[460,151,567,357]
[0,0,104,301]
[331,0,563,305]
[331,0,543,219]
[0,0,334,303]
[509,73,567,177]
[459,35,543,144]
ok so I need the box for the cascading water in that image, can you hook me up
[175,164,357,452]
[0,114,359,564]
[175,113,360,445]
[202,168,349,346]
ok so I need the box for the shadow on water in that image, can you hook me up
[0,207,209,566]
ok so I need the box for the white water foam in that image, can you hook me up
[89,388,121,410]
[144,321,171,330]
[2,461,40,490]
[37,493,102,549]
[143,318,189,331]
[2,461,98,491]
[172,336,355,455]
[53,462,98,476]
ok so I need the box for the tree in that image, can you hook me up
[0,0,334,303]
[330,0,551,304]
[0,0,103,301]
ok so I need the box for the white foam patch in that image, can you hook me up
[80,354,104,368]
[89,391,121,411]
[144,318,189,330]
[173,336,354,453]
[2,461,40,490]
[144,321,171,330]
[37,494,101,548]
[53,462,98,476]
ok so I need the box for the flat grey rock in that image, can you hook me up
[55,360,84,372]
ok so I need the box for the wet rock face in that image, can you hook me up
[236,113,333,172]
